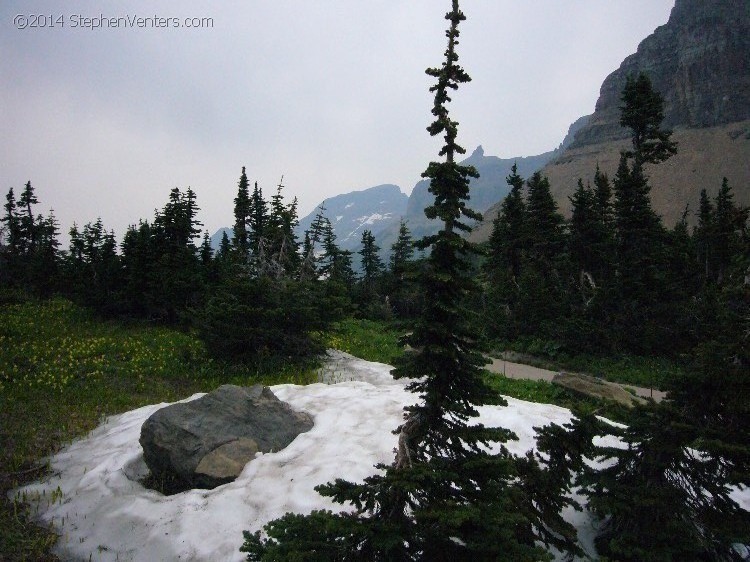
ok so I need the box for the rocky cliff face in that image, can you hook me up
[472,0,750,240]
[571,0,750,148]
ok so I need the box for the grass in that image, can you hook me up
[0,304,643,559]
[323,318,404,365]
[483,373,631,423]
[322,319,632,420]
[499,338,685,390]
[0,297,319,561]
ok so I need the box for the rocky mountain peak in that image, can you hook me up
[570,0,750,149]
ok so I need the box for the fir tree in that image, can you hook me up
[233,167,252,259]
[713,177,738,283]
[695,187,714,281]
[525,171,564,267]
[486,163,526,280]
[199,231,213,266]
[483,164,526,339]
[389,220,414,279]
[620,73,677,166]
[217,231,231,260]
[387,220,419,318]
[359,230,383,289]
[242,3,580,559]
[249,181,268,256]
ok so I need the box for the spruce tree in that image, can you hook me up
[242,2,579,559]
[569,179,598,276]
[483,164,526,339]
[525,171,564,267]
[389,220,414,279]
[554,74,750,561]
[249,181,268,256]
[233,167,252,259]
[1,188,21,286]
[620,73,677,166]
[387,220,418,318]
[695,187,714,281]
[486,163,526,280]
[359,230,383,288]
[713,177,738,284]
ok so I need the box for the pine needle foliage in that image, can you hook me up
[241,2,580,559]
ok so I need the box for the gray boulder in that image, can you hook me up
[140,385,313,490]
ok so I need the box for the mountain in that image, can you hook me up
[394,115,589,247]
[209,227,233,251]
[295,184,408,257]
[211,116,587,259]
[473,0,750,241]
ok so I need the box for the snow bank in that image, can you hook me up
[13,351,743,561]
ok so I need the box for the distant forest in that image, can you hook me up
[1,84,747,365]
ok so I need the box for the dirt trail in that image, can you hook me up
[484,356,667,403]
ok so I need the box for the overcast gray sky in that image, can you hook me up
[1,1,674,243]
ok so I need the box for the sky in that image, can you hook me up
[1,1,675,244]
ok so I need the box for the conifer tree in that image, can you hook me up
[514,171,567,340]
[249,181,268,256]
[525,171,564,267]
[620,73,677,166]
[483,164,526,338]
[217,231,231,260]
[233,167,251,258]
[199,231,213,266]
[695,187,714,281]
[552,73,750,561]
[0,188,21,285]
[242,3,579,559]
[486,163,526,280]
[18,181,39,254]
[389,220,414,279]
[387,220,419,318]
[359,230,383,288]
[713,177,739,283]
[569,179,598,275]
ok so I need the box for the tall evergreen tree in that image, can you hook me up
[389,220,414,279]
[233,167,252,259]
[359,230,383,288]
[695,187,714,281]
[525,171,564,267]
[486,163,526,280]
[713,177,739,283]
[249,181,268,256]
[620,73,677,166]
[242,3,579,559]
[357,229,385,315]
[483,164,527,338]
[387,220,419,318]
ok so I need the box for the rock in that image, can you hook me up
[570,0,750,149]
[552,372,647,408]
[140,385,313,490]
[473,0,750,236]
[195,438,259,482]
